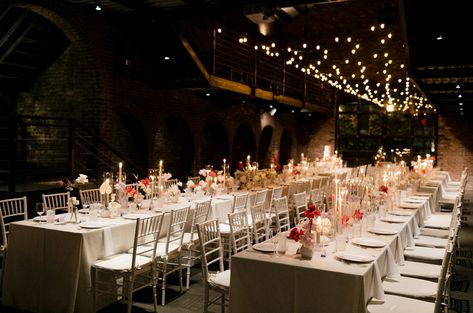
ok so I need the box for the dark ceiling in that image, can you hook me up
[0,0,471,116]
[403,0,473,116]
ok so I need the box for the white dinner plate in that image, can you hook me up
[33,216,48,222]
[380,216,408,224]
[351,237,386,248]
[335,251,375,263]
[252,242,275,253]
[79,221,110,229]
[388,210,413,216]
[367,227,398,235]
[122,213,153,220]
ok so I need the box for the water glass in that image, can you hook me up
[46,209,55,223]
[276,233,287,256]
[335,233,347,251]
[366,213,376,228]
[352,223,362,238]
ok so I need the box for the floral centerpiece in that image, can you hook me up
[75,174,89,185]
[288,203,321,259]
[68,196,80,223]
[138,178,152,197]
[165,184,180,203]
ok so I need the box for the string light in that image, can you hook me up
[232,23,433,113]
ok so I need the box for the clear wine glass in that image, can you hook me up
[36,203,45,224]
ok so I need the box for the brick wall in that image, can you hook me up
[437,115,473,183]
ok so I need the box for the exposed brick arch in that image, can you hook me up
[152,115,195,181]
[231,124,256,171]
[12,0,112,140]
[199,120,229,170]
[258,125,273,167]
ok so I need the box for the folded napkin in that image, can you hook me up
[99,181,112,195]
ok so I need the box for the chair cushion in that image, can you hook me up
[413,235,448,248]
[383,276,437,298]
[419,227,449,238]
[209,269,231,288]
[93,253,152,271]
[423,214,452,229]
[367,294,434,313]
[398,260,442,279]
[219,223,231,234]
[404,246,445,262]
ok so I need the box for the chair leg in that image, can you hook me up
[126,273,135,313]
[151,267,159,313]
[186,248,192,290]
[161,259,168,306]
[220,291,225,313]
[178,256,183,293]
[203,284,209,313]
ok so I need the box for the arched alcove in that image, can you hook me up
[232,124,256,170]
[258,126,273,167]
[200,120,229,169]
[279,129,293,165]
[113,111,148,173]
[153,116,194,181]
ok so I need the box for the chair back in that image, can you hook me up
[254,189,268,206]
[188,176,200,185]
[232,193,248,213]
[310,188,323,204]
[271,186,283,199]
[164,179,178,190]
[311,177,323,189]
[188,200,212,242]
[165,206,190,254]
[293,192,307,224]
[272,196,291,232]
[250,203,268,243]
[287,183,298,198]
[228,211,251,255]
[0,196,28,249]
[130,214,164,270]
[79,188,101,206]
[42,192,70,212]
[196,219,225,279]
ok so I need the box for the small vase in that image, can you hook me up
[300,245,314,259]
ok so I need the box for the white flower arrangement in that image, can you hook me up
[166,185,180,203]
[114,182,126,192]
[163,173,172,181]
[75,174,89,184]
[68,197,80,207]
[198,169,207,177]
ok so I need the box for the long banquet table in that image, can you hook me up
[229,197,427,313]
[2,195,234,313]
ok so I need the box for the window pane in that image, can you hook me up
[338,114,357,136]
[386,113,410,136]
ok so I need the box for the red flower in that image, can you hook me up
[238,161,244,170]
[379,185,388,193]
[341,215,351,225]
[209,171,217,177]
[353,209,363,221]
[125,186,137,196]
[304,204,321,219]
[140,178,150,186]
[275,164,281,172]
[292,169,300,175]
[288,227,304,242]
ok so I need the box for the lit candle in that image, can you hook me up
[301,153,305,162]
[158,160,163,177]
[118,162,123,182]
[223,158,226,176]
[316,216,321,244]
